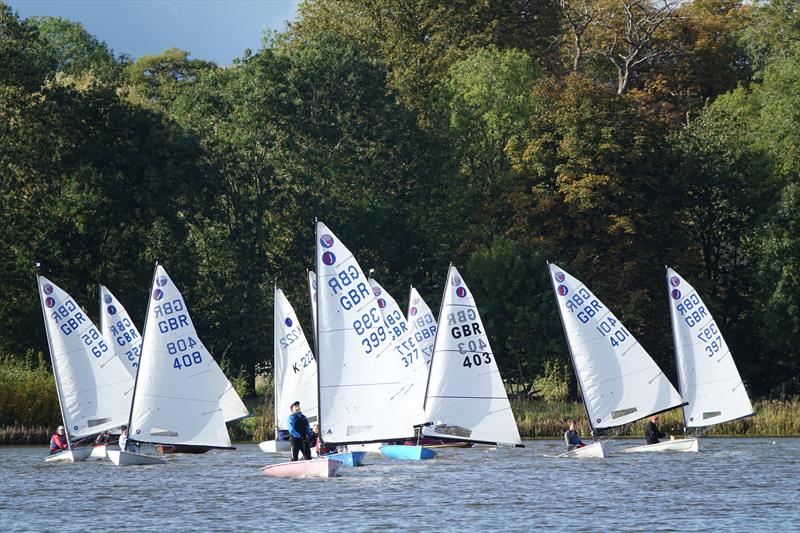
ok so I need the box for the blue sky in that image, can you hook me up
[8,0,301,66]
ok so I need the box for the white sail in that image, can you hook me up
[667,268,754,427]
[99,285,141,378]
[129,265,243,447]
[422,266,521,445]
[308,271,318,338]
[274,286,318,429]
[548,263,684,430]
[315,221,415,444]
[407,286,438,366]
[369,278,428,425]
[37,276,132,438]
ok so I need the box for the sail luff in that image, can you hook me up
[666,266,688,430]
[272,282,280,436]
[126,263,158,447]
[422,265,451,413]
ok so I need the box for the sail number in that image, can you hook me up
[697,322,723,357]
[168,336,203,369]
[280,327,302,348]
[675,293,709,327]
[110,318,139,347]
[328,265,371,310]
[463,352,492,368]
[81,327,110,357]
[384,309,409,339]
[595,316,631,348]
[153,299,190,333]
[353,307,388,354]
[50,299,88,335]
[565,288,604,324]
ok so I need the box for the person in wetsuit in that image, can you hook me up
[288,401,313,461]
[645,415,666,444]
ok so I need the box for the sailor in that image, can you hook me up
[118,427,139,453]
[49,425,68,454]
[287,401,313,461]
[564,420,585,450]
[645,415,666,444]
[312,423,336,456]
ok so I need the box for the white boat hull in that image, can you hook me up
[556,440,612,458]
[90,444,120,459]
[258,440,291,453]
[44,448,93,463]
[260,458,342,478]
[620,437,699,453]
[107,450,167,466]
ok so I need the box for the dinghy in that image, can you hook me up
[37,276,133,463]
[258,285,318,454]
[547,263,685,458]
[314,222,417,453]
[422,266,523,449]
[622,267,756,453]
[261,457,342,478]
[111,264,244,466]
[379,445,436,461]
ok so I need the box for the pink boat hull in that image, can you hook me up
[260,458,342,478]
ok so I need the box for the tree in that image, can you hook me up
[124,48,217,109]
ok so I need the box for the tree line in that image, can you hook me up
[1,0,797,398]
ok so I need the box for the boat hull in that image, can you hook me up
[258,440,292,453]
[343,442,386,453]
[260,458,342,478]
[154,444,212,455]
[107,450,167,466]
[380,445,437,461]
[324,451,366,467]
[44,448,92,463]
[556,440,611,458]
[620,437,699,453]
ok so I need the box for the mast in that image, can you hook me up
[36,272,72,450]
[666,266,688,432]
[421,264,451,413]
[313,219,322,437]
[125,262,158,451]
[547,261,596,439]
[273,281,279,439]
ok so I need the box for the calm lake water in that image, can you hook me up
[1,438,797,532]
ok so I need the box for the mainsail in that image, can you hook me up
[548,263,684,430]
[369,278,428,425]
[274,285,318,429]
[128,265,245,447]
[37,276,132,438]
[99,285,141,378]
[667,267,754,427]
[422,266,521,446]
[315,221,415,444]
[407,286,438,367]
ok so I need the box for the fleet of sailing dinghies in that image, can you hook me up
[259,286,318,454]
[315,221,417,445]
[368,277,428,426]
[406,286,438,367]
[547,263,686,458]
[422,266,523,447]
[111,264,247,466]
[99,285,141,378]
[37,276,134,463]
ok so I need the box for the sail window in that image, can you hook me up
[87,418,111,427]
[702,411,721,420]
[150,428,179,437]
[611,407,637,419]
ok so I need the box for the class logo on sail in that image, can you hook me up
[322,251,336,266]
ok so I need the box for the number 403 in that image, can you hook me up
[463,352,492,368]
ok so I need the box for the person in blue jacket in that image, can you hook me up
[288,401,313,461]
[564,420,585,451]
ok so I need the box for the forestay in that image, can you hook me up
[369,278,428,425]
[315,221,415,444]
[99,285,141,378]
[422,266,521,446]
[667,268,754,427]
[274,286,318,429]
[129,265,243,447]
[37,276,132,438]
[548,264,683,430]
[407,286,438,367]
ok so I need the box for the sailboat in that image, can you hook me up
[99,285,141,379]
[407,286,438,367]
[315,222,417,447]
[547,263,685,457]
[37,276,133,463]
[422,266,523,448]
[108,264,246,466]
[368,278,436,460]
[624,268,755,453]
[258,285,318,453]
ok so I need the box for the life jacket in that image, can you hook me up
[50,434,67,453]
[291,413,309,436]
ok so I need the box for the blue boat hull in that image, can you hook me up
[324,451,366,467]
[379,445,436,461]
